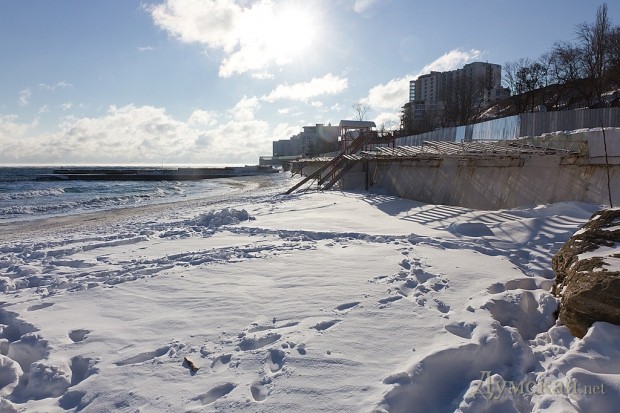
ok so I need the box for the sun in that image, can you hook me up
[241,3,318,66]
[269,7,316,56]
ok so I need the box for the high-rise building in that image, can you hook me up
[404,62,509,133]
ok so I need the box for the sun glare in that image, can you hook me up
[246,4,318,65]
[273,8,316,53]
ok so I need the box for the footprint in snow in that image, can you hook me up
[114,345,170,366]
[27,302,54,311]
[311,320,340,331]
[247,320,299,333]
[194,383,236,405]
[433,299,451,314]
[68,329,91,343]
[238,333,281,351]
[396,279,418,296]
[250,380,269,401]
[210,354,232,372]
[413,268,436,284]
[444,322,476,339]
[70,355,97,385]
[296,343,307,355]
[59,390,87,410]
[334,301,360,312]
[431,280,448,292]
[266,348,286,373]
[378,295,403,307]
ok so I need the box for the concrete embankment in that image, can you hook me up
[295,128,620,209]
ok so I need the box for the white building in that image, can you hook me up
[406,62,509,130]
[272,123,340,158]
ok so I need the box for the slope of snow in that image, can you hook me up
[0,177,617,412]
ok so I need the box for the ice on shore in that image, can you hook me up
[0,179,618,412]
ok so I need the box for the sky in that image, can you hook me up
[1,0,618,166]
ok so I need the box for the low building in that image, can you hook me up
[338,120,377,149]
[272,123,340,159]
[272,139,293,157]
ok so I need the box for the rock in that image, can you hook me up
[552,209,620,338]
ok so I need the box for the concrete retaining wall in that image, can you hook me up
[294,128,620,209]
[350,128,620,209]
[360,155,619,209]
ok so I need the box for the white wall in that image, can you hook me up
[361,155,619,209]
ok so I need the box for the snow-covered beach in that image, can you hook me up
[1,173,619,412]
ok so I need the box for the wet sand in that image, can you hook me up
[0,174,293,242]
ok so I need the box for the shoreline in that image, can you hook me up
[0,174,294,242]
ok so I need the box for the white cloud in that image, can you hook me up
[48,105,195,162]
[420,49,482,74]
[262,74,348,102]
[193,97,272,163]
[16,82,73,109]
[137,46,155,52]
[188,109,219,127]
[61,103,73,111]
[18,89,31,106]
[150,0,318,77]
[150,0,240,51]
[251,71,275,80]
[272,122,300,140]
[0,114,34,138]
[0,99,277,165]
[0,115,39,162]
[330,103,345,112]
[38,81,73,91]
[364,76,409,110]
[230,95,260,121]
[362,48,482,111]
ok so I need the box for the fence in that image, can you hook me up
[395,106,620,146]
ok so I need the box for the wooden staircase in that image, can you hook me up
[285,131,371,194]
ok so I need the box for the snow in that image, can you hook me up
[0,175,618,412]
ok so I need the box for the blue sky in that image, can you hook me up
[0,0,617,165]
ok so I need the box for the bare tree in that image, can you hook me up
[548,42,589,109]
[400,102,415,135]
[352,102,370,121]
[520,61,548,110]
[503,57,550,112]
[504,58,532,113]
[576,3,613,105]
[550,41,584,84]
[609,27,620,89]
[378,119,398,133]
[442,77,487,126]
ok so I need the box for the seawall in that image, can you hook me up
[358,154,618,209]
[295,128,620,210]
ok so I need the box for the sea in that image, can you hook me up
[0,167,249,222]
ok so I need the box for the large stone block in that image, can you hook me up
[552,209,620,338]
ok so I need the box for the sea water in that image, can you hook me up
[0,167,242,222]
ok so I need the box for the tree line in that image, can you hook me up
[401,3,620,135]
[503,3,620,113]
